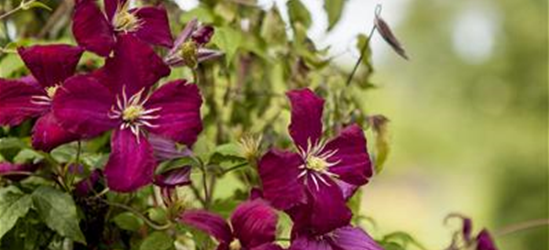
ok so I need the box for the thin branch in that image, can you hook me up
[0,0,37,20]
[345,24,377,86]
[495,218,549,237]
[103,200,172,231]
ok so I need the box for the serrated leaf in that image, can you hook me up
[287,0,312,29]
[31,186,85,244]
[212,27,242,65]
[0,187,32,240]
[113,212,143,232]
[139,231,173,250]
[325,0,346,30]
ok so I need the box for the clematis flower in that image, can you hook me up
[164,18,222,68]
[0,44,83,152]
[72,0,173,57]
[154,165,191,207]
[179,200,283,250]
[0,162,39,181]
[257,88,373,235]
[445,214,498,250]
[53,35,202,192]
[289,225,382,250]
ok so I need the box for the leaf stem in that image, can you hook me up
[103,200,172,231]
[0,0,37,20]
[221,162,248,175]
[345,24,377,86]
[495,218,549,237]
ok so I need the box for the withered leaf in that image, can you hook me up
[374,12,409,60]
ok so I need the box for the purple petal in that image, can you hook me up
[95,34,170,96]
[463,217,473,243]
[287,88,324,151]
[145,80,202,146]
[197,48,224,63]
[333,179,359,200]
[104,0,127,21]
[32,112,80,152]
[231,200,278,248]
[72,0,115,57]
[74,169,102,196]
[18,45,83,88]
[476,230,498,250]
[192,25,214,45]
[104,129,157,192]
[148,134,192,161]
[289,236,333,250]
[154,166,191,188]
[257,150,306,210]
[305,177,352,235]
[252,244,285,250]
[179,210,233,245]
[0,162,39,181]
[132,6,173,48]
[329,226,383,250]
[324,124,372,186]
[52,75,117,137]
[0,79,46,126]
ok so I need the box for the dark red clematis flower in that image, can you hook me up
[0,44,83,152]
[52,35,202,192]
[164,18,222,68]
[179,200,283,250]
[257,88,373,235]
[289,225,382,250]
[72,0,173,57]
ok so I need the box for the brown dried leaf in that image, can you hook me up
[374,13,409,60]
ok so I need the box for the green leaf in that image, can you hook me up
[139,231,173,250]
[325,0,346,30]
[212,26,242,65]
[113,212,143,232]
[31,186,86,244]
[287,0,312,29]
[0,53,24,78]
[382,231,427,250]
[22,1,52,11]
[0,187,32,240]
[209,143,245,165]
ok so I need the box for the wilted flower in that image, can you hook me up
[72,0,173,57]
[0,44,83,152]
[52,35,202,192]
[154,166,192,207]
[179,200,283,250]
[0,162,39,181]
[164,18,222,68]
[258,88,373,235]
[239,134,263,163]
[445,214,498,250]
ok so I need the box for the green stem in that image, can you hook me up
[345,24,377,86]
[221,162,248,175]
[103,200,172,231]
[0,0,37,20]
[495,218,549,237]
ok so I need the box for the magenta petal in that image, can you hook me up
[145,80,202,146]
[96,34,170,96]
[258,150,306,210]
[73,0,115,57]
[287,88,324,150]
[325,124,372,186]
[104,0,127,21]
[289,236,333,250]
[333,179,359,200]
[0,162,38,181]
[306,178,352,235]
[32,112,79,152]
[154,166,191,188]
[132,6,173,48]
[476,230,498,250]
[104,129,157,192]
[0,79,46,126]
[191,25,214,45]
[329,226,383,250]
[252,244,285,250]
[18,45,83,88]
[179,210,233,245]
[53,75,117,137]
[74,169,102,196]
[231,200,278,248]
[148,134,192,161]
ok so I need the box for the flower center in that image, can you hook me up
[45,85,59,99]
[113,3,142,32]
[179,41,198,68]
[229,239,242,250]
[122,105,144,122]
[306,156,329,172]
[108,87,161,140]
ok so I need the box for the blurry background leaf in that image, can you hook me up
[325,0,346,31]
[287,0,312,30]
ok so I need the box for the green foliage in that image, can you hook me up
[139,232,174,250]
[113,212,143,232]
[31,186,85,244]
[0,187,32,240]
[325,0,346,30]
[287,0,312,29]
